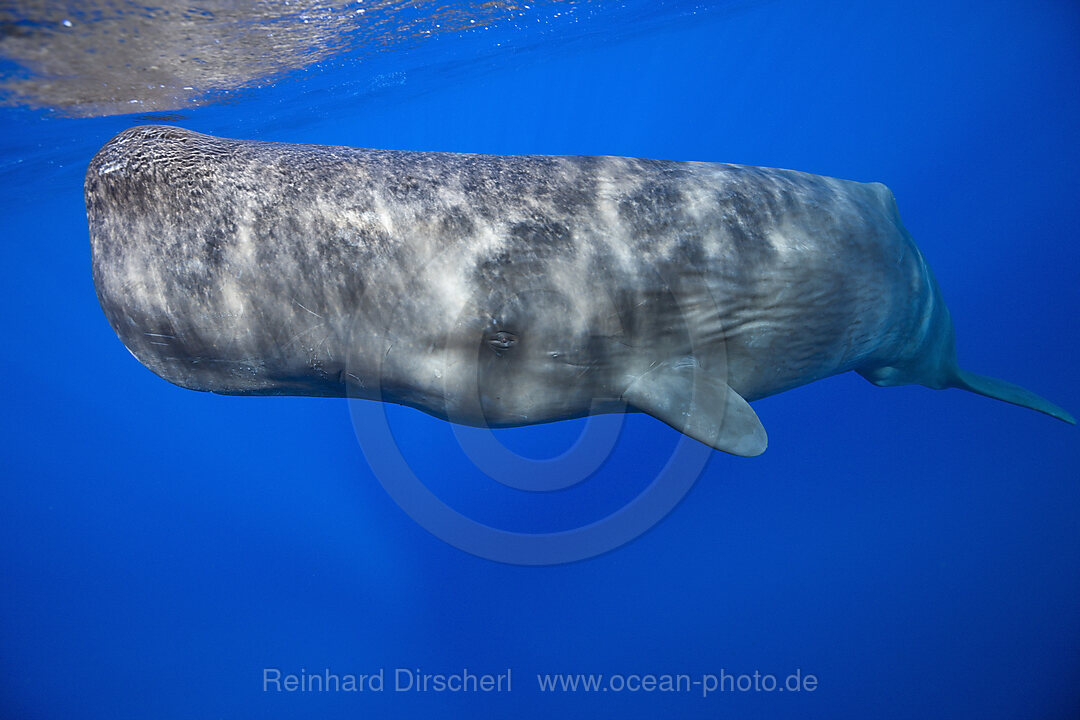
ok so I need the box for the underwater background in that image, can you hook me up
[1,0,1078,717]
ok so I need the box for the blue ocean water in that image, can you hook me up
[1,0,1078,718]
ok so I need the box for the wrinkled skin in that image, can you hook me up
[85,126,1073,455]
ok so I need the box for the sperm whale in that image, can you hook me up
[85,126,1074,455]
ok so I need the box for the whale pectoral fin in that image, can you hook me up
[623,362,768,456]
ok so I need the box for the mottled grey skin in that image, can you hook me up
[85,126,1073,456]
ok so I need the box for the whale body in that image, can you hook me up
[85,126,1074,456]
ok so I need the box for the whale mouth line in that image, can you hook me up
[558,359,598,369]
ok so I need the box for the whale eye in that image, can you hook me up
[486,330,518,355]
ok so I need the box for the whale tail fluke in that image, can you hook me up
[862,268,1076,426]
[949,369,1076,425]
